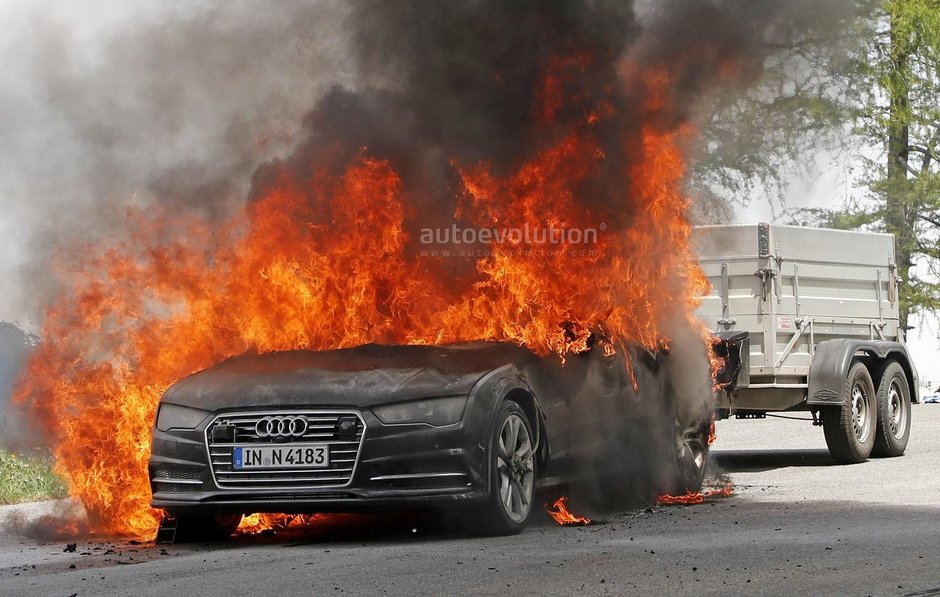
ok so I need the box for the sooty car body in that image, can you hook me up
[149,340,712,538]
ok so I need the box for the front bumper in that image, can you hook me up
[149,408,489,515]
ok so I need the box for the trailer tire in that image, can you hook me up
[871,361,911,457]
[822,361,876,464]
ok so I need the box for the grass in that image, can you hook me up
[0,447,68,504]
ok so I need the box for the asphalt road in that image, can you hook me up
[2,405,940,596]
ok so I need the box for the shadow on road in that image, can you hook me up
[712,448,837,472]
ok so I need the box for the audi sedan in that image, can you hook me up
[148,338,715,540]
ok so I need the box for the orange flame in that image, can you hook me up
[657,482,734,506]
[13,62,711,539]
[235,513,323,535]
[546,496,591,526]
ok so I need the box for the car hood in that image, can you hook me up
[160,342,536,411]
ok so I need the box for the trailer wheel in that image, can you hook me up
[822,361,876,464]
[871,361,911,457]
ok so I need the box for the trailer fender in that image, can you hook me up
[807,339,919,406]
[711,331,749,391]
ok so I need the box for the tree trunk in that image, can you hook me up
[885,5,915,332]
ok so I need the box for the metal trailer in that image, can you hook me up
[694,223,918,463]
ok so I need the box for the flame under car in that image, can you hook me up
[149,340,712,539]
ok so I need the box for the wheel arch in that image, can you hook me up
[808,339,919,407]
[501,388,540,444]
[479,383,546,502]
[468,366,548,492]
[499,387,549,479]
[467,379,541,535]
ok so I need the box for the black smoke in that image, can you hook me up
[249,0,772,232]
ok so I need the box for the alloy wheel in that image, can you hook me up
[674,418,708,488]
[496,413,534,523]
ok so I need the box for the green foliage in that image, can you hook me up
[860,0,940,325]
[0,448,68,504]
[789,204,877,230]
[712,0,940,326]
[690,1,875,216]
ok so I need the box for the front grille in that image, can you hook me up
[206,410,366,490]
[153,468,201,481]
[151,467,204,493]
[153,482,192,494]
[209,492,359,502]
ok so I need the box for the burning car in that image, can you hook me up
[149,336,714,540]
[5,0,781,542]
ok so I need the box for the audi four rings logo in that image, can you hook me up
[255,416,308,438]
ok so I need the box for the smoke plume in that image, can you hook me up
[0,0,352,322]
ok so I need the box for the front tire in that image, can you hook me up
[822,361,876,464]
[663,411,710,495]
[871,361,911,457]
[475,401,536,536]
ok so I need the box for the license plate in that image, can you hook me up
[233,444,329,469]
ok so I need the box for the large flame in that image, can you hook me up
[235,513,324,535]
[14,61,711,539]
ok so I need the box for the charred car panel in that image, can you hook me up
[149,340,711,536]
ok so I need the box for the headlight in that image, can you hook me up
[155,403,211,432]
[373,396,469,426]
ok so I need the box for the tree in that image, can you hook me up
[688,1,873,221]
[873,0,940,329]
[692,1,940,330]
[797,0,940,329]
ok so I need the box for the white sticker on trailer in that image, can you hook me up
[778,317,792,330]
